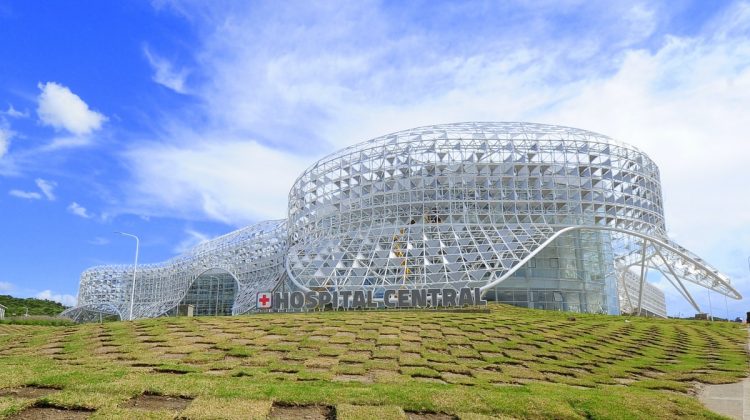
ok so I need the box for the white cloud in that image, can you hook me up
[37,82,107,136]
[38,136,94,152]
[35,290,77,307]
[124,135,308,223]
[35,178,56,201]
[174,228,211,254]
[0,126,10,158]
[616,3,659,47]
[144,46,189,94]
[67,202,93,218]
[9,189,42,200]
[88,237,110,246]
[3,104,28,119]
[8,178,57,201]
[0,281,14,293]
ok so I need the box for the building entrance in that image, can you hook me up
[179,269,237,316]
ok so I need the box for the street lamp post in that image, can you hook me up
[116,231,140,321]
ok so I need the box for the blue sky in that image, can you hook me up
[0,0,748,317]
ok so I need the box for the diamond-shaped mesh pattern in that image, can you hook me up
[64,122,740,321]
[287,122,666,291]
[62,220,286,321]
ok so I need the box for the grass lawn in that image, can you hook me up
[0,304,746,419]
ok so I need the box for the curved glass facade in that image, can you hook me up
[487,230,618,313]
[175,269,238,316]
[63,122,740,321]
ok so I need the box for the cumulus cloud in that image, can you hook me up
[35,290,77,307]
[37,82,107,136]
[0,281,14,293]
[67,202,93,218]
[144,46,189,94]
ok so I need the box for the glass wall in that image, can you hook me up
[179,269,237,316]
[484,230,619,314]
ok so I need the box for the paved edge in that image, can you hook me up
[698,328,750,420]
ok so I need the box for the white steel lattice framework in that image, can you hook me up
[286,122,740,311]
[61,220,286,322]
[63,122,740,320]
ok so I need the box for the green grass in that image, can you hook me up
[0,317,75,326]
[0,304,746,419]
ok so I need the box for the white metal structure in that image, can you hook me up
[62,220,286,322]
[63,122,740,320]
[286,122,739,313]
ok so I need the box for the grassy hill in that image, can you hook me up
[0,295,68,317]
[0,304,747,419]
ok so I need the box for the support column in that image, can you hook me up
[637,239,648,316]
[654,247,701,313]
[619,268,635,314]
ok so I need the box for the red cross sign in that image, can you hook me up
[257,292,272,309]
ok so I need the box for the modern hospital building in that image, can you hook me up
[62,122,740,321]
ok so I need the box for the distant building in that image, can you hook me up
[617,267,667,317]
[0,303,6,320]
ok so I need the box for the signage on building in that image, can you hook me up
[257,287,486,311]
[257,292,273,309]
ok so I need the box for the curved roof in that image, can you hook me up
[298,122,653,183]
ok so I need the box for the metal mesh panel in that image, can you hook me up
[285,122,739,309]
[63,122,740,321]
[62,220,286,321]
